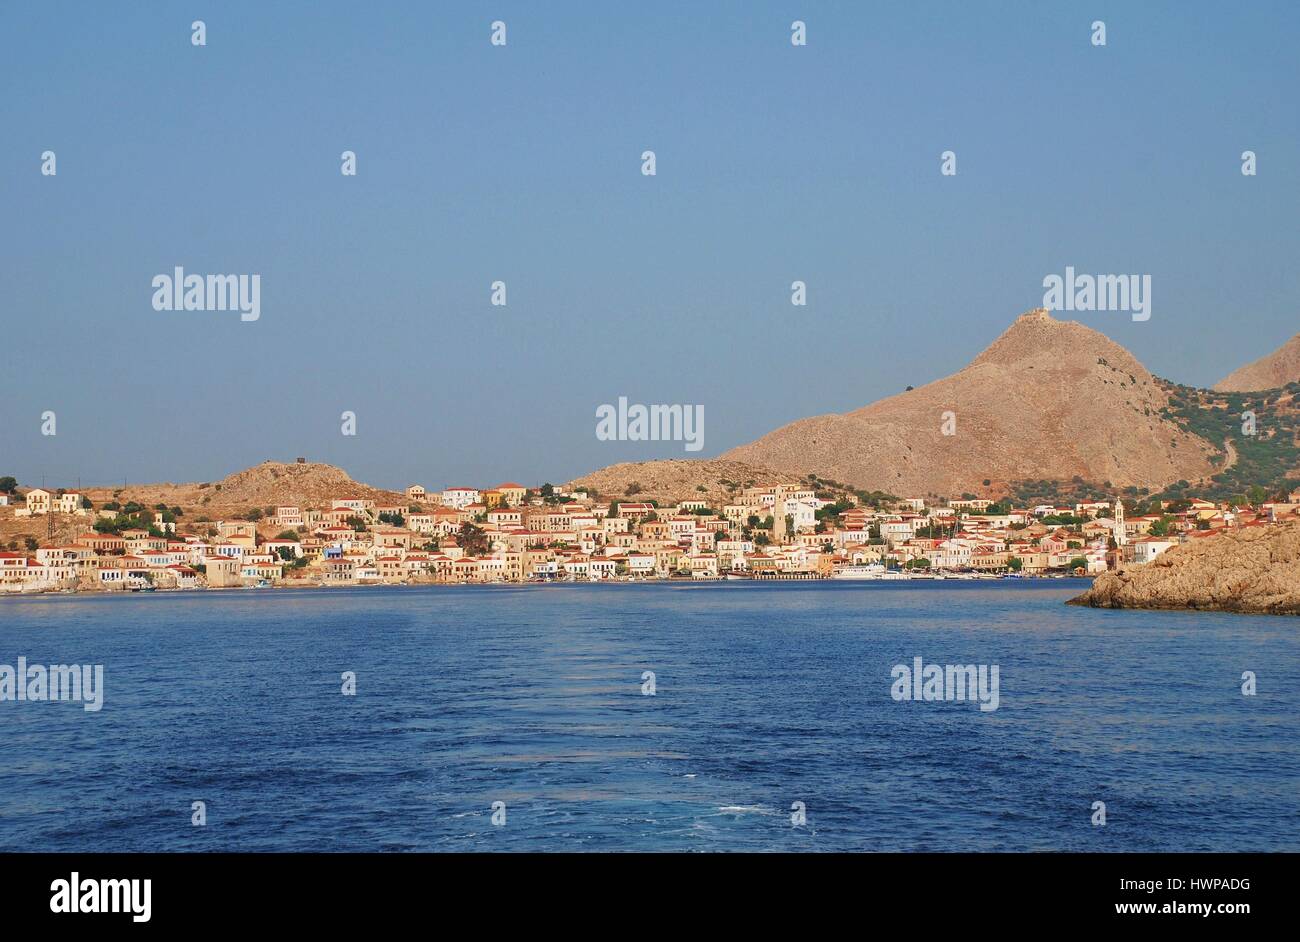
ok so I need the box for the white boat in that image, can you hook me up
[832,564,910,580]
[832,564,885,580]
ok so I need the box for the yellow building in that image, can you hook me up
[495,483,527,507]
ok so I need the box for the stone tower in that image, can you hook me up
[771,486,787,543]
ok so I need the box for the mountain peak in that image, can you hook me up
[971,306,1139,374]
[1215,332,1300,391]
[721,306,1219,495]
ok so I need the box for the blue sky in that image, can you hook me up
[2,1,1297,491]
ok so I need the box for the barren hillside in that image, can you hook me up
[1216,332,1300,392]
[567,459,793,505]
[85,461,400,520]
[720,308,1220,496]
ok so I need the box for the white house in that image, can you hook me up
[1131,537,1176,564]
[274,506,304,527]
[56,492,87,515]
[442,487,481,510]
[331,498,375,514]
[878,520,915,545]
[779,498,817,532]
[626,553,657,576]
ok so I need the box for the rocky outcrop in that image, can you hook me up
[1069,523,1300,615]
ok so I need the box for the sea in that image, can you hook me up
[1,580,1297,852]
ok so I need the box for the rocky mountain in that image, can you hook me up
[204,461,401,508]
[1215,332,1300,392]
[720,308,1220,497]
[1070,522,1300,615]
[78,461,403,518]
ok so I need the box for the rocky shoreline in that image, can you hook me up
[1069,522,1300,615]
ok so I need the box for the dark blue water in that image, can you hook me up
[1,581,1297,851]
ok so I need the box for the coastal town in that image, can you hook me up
[3,474,1300,594]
